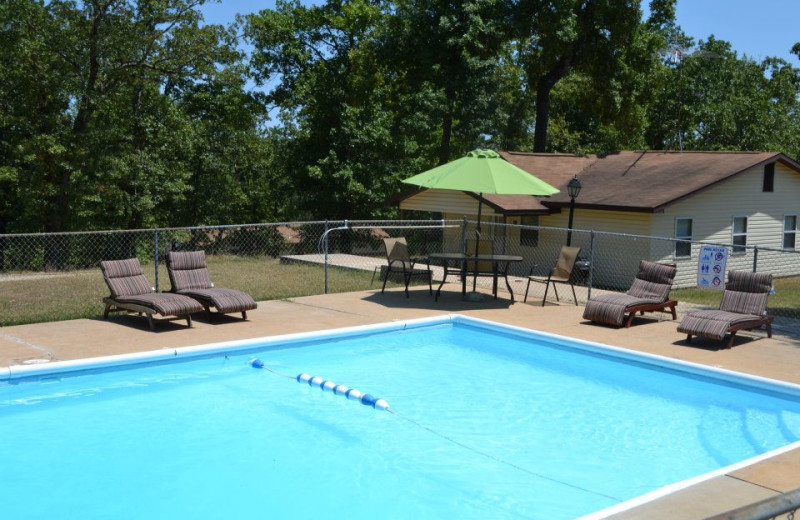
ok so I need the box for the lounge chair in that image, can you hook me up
[166,251,257,320]
[582,260,677,327]
[677,270,774,349]
[380,237,432,298]
[100,258,203,330]
[524,245,582,306]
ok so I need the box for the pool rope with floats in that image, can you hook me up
[248,357,621,502]
[249,358,390,411]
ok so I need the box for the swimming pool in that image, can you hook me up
[1,315,799,519]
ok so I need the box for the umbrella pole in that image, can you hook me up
[472,194,483,293]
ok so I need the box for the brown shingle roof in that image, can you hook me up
[396,150,800,215]
[502,150,798,213]
[479,194,550,213]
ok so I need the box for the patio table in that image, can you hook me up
[428,253,523,302]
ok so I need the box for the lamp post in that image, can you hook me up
[566,175,582,246]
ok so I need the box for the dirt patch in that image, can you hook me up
[0,273,75,282]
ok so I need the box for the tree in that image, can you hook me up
[643,37,800,157]
[385,0,511,164]
[246,0,443,219]
[0,0,255,234]
[176,75,280,225]
[0,0,74,234]
[515,0,675,152]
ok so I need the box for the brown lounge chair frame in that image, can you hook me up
[102,298,194,331]
[620,300,678,328]
[684,316,774,349]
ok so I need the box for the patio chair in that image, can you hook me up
[524,246,582,306]
[677,270,774,349]
[100,258,203,330]
[582,260,678,327]
[380,237,432,298]
[166,251,258,320]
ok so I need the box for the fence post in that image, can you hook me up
[154,230,160,292]
[324,220,329,294]
[588,231,595,300]
[753,245,758,272]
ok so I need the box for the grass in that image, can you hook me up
[3,256,797,326]
[671,275,800,317]
[0,257,388,327]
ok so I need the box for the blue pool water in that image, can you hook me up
[1,316,799,519]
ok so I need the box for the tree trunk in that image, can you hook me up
[439,84,456,165]
[533,57,573,153]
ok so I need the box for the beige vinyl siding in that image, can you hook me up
[541,208,653,236]
[439,212,514,264]
[540,209,656,289]
[655,162,800,286]
[400,189,501,217]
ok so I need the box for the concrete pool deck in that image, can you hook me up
[1,283,798,519]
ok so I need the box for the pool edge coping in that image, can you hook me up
[0,314,456,382]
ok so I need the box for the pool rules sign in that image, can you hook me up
[697,245,728,290]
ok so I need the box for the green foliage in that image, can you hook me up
[644,37,800,156]
[0,0,271,235]
[1,0,799,239]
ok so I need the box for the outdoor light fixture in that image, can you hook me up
[566,176,582,246]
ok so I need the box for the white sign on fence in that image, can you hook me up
[697,245,728,290]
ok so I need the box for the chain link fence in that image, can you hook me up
[1,220,799,329]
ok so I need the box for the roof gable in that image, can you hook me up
[505,150,798,212]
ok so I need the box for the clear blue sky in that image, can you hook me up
[201,0,800,66]
[668,0,799,65]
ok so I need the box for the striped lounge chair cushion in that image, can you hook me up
[720,271,772,315]
[167,251,213,291]
[628,261,677,301]
[100,258,153,298]
[677,310,763,341]
[176,288,257,314]
[582,294,661,327]
[113,293,204,317]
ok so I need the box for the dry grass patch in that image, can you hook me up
[0,257,389,326]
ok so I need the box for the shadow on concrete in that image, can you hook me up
[91,313,198,332]
[671,334,770,352]
[362,286,516,311]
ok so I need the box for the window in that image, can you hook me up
[763,163,775,192]
[674,218,692,257]
[732,216,748,253]
[784,215,797,250]
[520,215,539,247]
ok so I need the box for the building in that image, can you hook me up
[397,150,800,287]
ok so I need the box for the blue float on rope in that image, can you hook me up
[295,373,389,411]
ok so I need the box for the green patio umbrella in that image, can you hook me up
[402,149,560,296]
